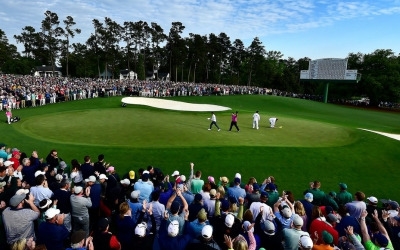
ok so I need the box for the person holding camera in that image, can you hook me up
[2,193,40,246]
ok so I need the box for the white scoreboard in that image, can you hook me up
[300,58,358,80]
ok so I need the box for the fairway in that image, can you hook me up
[19,108,356,148]
[2,95,400,202]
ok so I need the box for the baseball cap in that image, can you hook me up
[210,189,217,197]
[59,161,67,170]
[129,170,135,179]
[45,208,60,219]
[202,225,213,239]
[260,191,269,198]
[208,176,214,183]
[131,190,140,199]
[9,194,26,207]
[4,161,14,167]
[300,235,313,248]
[85,176,96,183]
[120,178,130,185]
[242,221,254,232]
[74,186,83,194]
[339,183,348,189]
[15,189,29,195]
[197,208,207,221]
[99,174,108,180]
[39,199,52,209]
[292,214,303,227]
[34,170,46,177]
[262,220,275,235]
[235,173,241,179]
[135,222,147,237]
[225,214,235,228]
[304,192,313,202]
[281,206,292,218]
[322,230,333,244]
[367,196,378,204]
[106,166,114,172]
[171,170,180,177]
[220,176,229,184]
[168,220,179,237]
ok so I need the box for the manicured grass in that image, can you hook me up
[2,95,400,202]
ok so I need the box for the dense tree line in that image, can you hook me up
[0,10,399,105]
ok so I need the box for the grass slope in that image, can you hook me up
[2,95,400,201]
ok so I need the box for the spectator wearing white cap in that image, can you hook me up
[282,214,309,250]
[70,185,92,236]
[2,193,39,245]
[299,235,313,250]
[171,170,180,184]
[128,190,142,225]
[166,188,189,236]
[119,178,133,201]
[299,192,314,231]
[186,224,221,249]
[98,173,108,198]
[158,210,192,250]
[366,196,382,226]
[213,211,243,249]
[254,207,282,250]
[273,196,295,230]
[37,207,69,250]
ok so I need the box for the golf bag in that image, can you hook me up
[10,116,21,123]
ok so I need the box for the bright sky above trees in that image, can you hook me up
[1,0,399,60]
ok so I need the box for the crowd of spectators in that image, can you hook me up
[0,74,274,111]
[2,74,400,112]
[0,145,399,250]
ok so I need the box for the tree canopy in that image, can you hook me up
[0,10,399,104]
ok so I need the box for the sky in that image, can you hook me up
[1,0,399,60]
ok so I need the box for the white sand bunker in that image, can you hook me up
[358,128,400,141]
[121,97,231,112]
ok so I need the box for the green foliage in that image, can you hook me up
[2,11,400,100]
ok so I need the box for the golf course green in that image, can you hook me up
[2,94,400,202]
